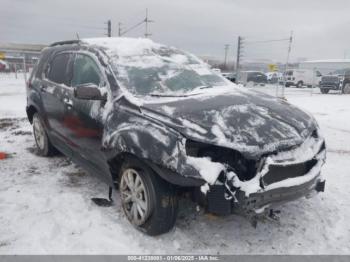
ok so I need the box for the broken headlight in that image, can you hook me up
[185,139,258,181]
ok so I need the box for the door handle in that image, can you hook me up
[63,98,73,109]
[40,84,46,92]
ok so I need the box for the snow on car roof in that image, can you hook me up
[83,37,163,57]
[82,37,205,70]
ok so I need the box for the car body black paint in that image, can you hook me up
[26,39,326,217]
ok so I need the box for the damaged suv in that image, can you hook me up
[26,37,326,235]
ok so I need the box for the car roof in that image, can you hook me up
[48,37,176,59]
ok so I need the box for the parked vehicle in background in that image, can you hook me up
[300,59,350,75]
[212,68,221,74]
[319,68,350,94]
[284,69,322,88]
[221,72,236,83]
[238,71,267,85]
[0,60,9,72]
[265,72,283,84]
[26,37,326,235]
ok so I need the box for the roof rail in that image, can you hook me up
[49,40,81,47]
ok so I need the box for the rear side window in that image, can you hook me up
[71,54,101,87]
[47,53,71,85]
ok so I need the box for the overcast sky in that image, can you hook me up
[1,0,350,62]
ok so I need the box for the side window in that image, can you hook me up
[47,53,71,85]
[71,54,102,87]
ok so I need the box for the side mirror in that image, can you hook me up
[74,83,106,101]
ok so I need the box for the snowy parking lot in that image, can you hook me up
[0,75,349,254]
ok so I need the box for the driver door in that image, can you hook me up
[63,53,110,181]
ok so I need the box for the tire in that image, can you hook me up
[32,113,57,156]
[297,81,303,88]
[119,157,178,236]
[320,88,329,94]
[342,83,350,94]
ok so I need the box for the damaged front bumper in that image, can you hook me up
[204,134,327,217]
[206,174,325,216]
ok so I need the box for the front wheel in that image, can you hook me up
[119,158,178,235]
[320,88,329,94]
[342,83,350,94]
[297,81,304,88]
[32,113,57,156]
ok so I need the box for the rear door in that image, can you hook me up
[41,52,74,156]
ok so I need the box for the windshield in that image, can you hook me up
[111,46,228,96]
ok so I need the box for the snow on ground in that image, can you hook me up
[0,76,350,254]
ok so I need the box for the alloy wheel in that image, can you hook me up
[120,168,150,226]
[33,116,45,150]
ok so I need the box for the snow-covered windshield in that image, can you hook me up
[84,38,228,97]
[113,47,228,96]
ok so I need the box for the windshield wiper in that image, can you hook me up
[198,85,213,89]
[148,86,212,97]
[149,93,190,97]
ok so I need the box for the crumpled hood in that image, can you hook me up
[141,88,317,158]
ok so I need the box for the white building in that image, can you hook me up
[300,59,350,74]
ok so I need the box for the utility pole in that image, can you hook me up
[224,44,230,69]
[118,22,123,37]
[105,20,112,37]
[282,31,293,98]
[236,36,244,79]
[144,8,154,38]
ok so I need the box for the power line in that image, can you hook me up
[120,20,144,36]
[118,8,154,38]
[245,38,290,45]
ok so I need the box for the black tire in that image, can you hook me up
[342,83,350,94]
[320,88,329,94]
[32,113,57,156]
[297,81,303,88]
[119,157,178,236]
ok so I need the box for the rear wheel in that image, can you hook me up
[342,83,350,94]
[297,81,304,88]
[320,88,329,94]
[119,157,178,235]
[32,113,57,156]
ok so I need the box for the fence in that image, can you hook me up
[0,60,35,83]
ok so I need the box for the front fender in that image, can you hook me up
[102,104,205,185]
